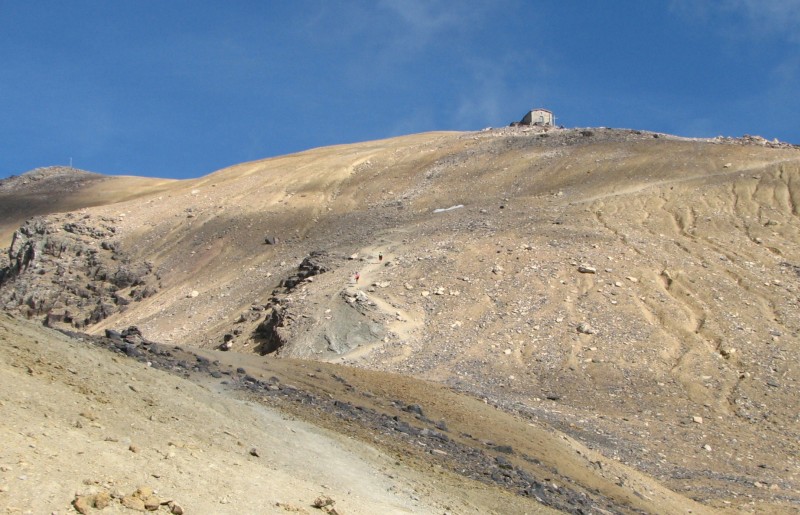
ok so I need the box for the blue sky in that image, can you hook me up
[1,1,798,180]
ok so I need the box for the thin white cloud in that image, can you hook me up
[378,0,488,50]
[723,0,800,41]
[669,0,800,141]
[364,2,552,132]
[670,0,800,42]
[385,106,436,138]
[451,54,549,129]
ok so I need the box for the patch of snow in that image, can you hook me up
[433,205,464,213]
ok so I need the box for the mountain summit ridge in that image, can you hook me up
[2,126,799,512]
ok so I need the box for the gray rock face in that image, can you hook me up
[251,250,337,355]
[0,215,159,329]
[280,250,332,290]
[247,249,387,357]
[253,306,289,354]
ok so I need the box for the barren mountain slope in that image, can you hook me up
[2,127,799,512]
[0,166,177,245]
[2,313,561,514]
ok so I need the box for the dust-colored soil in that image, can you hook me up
[1,127,799,513]
[1,313,548,514]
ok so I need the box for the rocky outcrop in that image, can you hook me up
[253,305,289,354]
[279,250,332,289]
[712,134,800,149]
[250,251,334,355]
[248,249,387,356]
[0,214,159,329]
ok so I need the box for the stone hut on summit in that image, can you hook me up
[519,108,554,127]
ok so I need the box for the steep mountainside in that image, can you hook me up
[1,126,799,513]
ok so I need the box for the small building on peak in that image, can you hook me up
[520,108,554,127]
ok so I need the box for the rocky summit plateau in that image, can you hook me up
[1,126,798,514]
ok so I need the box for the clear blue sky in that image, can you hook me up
[1,1,798,179]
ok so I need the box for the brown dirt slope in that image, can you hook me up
[1,312,556,514]
[1,127,799,513]
[0,166,177,246]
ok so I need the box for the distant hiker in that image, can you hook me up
[355,272,360,282]
[378,252,383,262]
